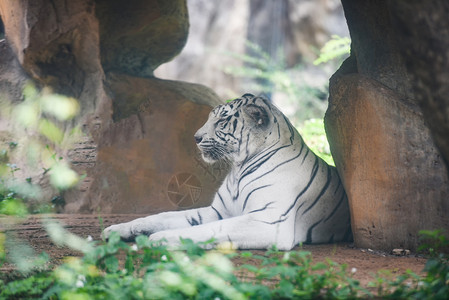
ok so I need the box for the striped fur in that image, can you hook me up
[103,94,352,250]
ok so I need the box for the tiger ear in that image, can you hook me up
[243,104,270,128]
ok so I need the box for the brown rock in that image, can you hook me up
[64,74,226,214]
[0,0,102,98]
[340,0,413,99]
[325,74,449,251]
[0,0,224,215]
[388,0,449,170]
[96,0,188,77]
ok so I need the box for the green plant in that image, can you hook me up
[367,230,449,299]
[0,233,247,300]
[236,247,367,299]
[415,230,449,299]
[2,230,449,299]
[223,41,328,123]
[0,82,81,216]
[313,35,351,66]
[299,118,334,166]
[0,82,83,273]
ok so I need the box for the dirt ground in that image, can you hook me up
[0,214,427,287]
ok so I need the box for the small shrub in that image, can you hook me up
[1,231,449,299]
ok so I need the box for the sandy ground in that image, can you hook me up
[0,214,427,287]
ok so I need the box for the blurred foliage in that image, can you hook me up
[0,81,82,272]
[313,35,351,66]
[299,119,334,166]
[1,231,449,299]
[0,82,81,215]
[223,41,328,123]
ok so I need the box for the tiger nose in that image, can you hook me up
[194,134,203,144]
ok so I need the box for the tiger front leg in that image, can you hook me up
[149,214,296,250]
[102,206,220,241]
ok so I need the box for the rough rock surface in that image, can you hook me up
[96,0,188,78]
[66,74,226,213]
[326,73,449,251]
[0,0,225,214]
[388,0,449,170]
[326,0,449,251]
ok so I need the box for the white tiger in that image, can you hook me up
[102,94,352,250]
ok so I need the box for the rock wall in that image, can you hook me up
[325,0,449,251]
[0,0,226,214]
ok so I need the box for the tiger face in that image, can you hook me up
[194,94,273,164]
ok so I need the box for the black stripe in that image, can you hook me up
[240,150,279,180]
[333,178,342,195]
[282,115,295,144]
[239,144,292,183]
[187,216,200,226]
[215,133,226,142]
[305,219,322,244]
[302,164,332,216]
[323,191,347,223]
[232,119,238,133]
[301,148,310,164]
[236,117,245,153]
[241,144,305,192]
[248,202,274,214]
[280,156,320,218]
[225,132,237,141]
[226,178,235,201]
[211,206,223,220]
[217,192,227,210]
[244,132,251,157]
[343,220,353,242]
[295,202,306,215]
[259,217,288,225]
[227,235,233,243]
[242,185,272,211]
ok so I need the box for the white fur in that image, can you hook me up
[103,94,351,250]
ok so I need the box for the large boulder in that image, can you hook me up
[326,72,449,251]
[65,74,225,213]
[388,0,449,170]
[0,0,225,214]
[96,0,188,77]
[326,0,449,251]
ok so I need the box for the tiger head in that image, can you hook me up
[194,93,279,164]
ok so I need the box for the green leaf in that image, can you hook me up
[40,94,80,121]
[104,256,119,273]
[38,119,64,144]
[313,35,351,65]
[49,164,79,190]
[125,255,135,274]
[136,235,151,248]
[0,198,28,216]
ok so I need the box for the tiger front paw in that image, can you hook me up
[102,223,135,241]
